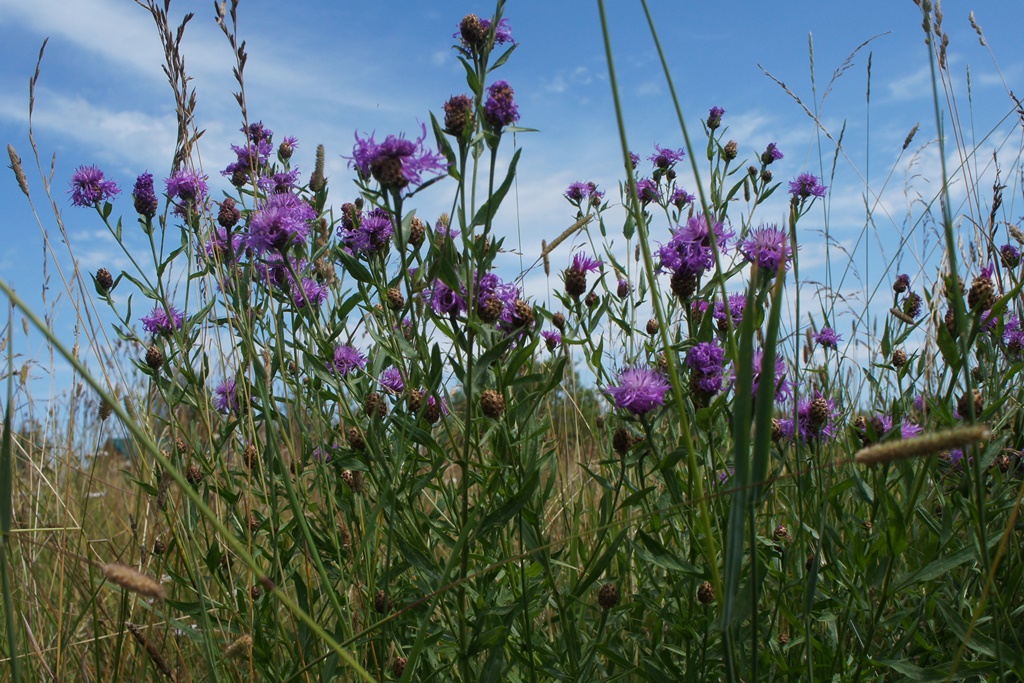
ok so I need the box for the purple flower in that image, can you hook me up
[628,152,640,170]
[140,304,184,336]
[636,178,661,204]
[713,294,746,331]
[658,214,733,276]
[565,181,604,205]
[292,278,328,309]
[761,143,784,164]
[204,227,243,261]
[813,326,842,350]
[707,106,725,130]
[350,125,448,191]
[671,188,695,209]
[69,165,120,207]
[455,15,515,48]
[330,345,367,377]
[213,378,239,414]
[648,144,685,169]
[900,421,923,439]
[223,123,275,181]
[787,391,840,442]
[1000,243,1021,268]
[246,192,316,253]
[570,252,602,274]
[945,449,965,470]
[435,217,460,241]
[542,330,561,351]
[606,367,671,415]
[788,172,827,199]
[340,206,394,254]
[254,254,304,289]
[430,279,468,317]
[165,169,208,206]
[380,367,404,393]
[131,172,157,217]
[738,224,792,274]
[257,168,301,194]
[687,341,726,400]
[1004,315,1024,355]
[484,80,520,128]
[617,278,631,298]
[748,350,793,401]
[278,135,298,160]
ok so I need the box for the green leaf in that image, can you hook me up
[470,148,521,229]
[634,532,700,574]
[573,528,627,599]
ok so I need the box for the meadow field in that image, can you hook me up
[2,0,1024,680]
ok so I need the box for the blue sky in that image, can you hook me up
[2,0,1023,407]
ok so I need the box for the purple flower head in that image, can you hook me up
[707,106,725,130]
[380,367,405,394]
[894,273,911,293]
[278,135,298,161]
[747,350,793,401]
[617,278,631,298]
[981,309,999,333]
[140,304,184,337]
[257,168,301,194]
[481,17,515,44]
[636,178,661,204]
[761,143,784,165]
[350,125,448,191]
[204,227,243,261]
[1000,243,1021,268]
[292,278,328,309]
[254,255,304,290]
[648,144,685,170]
[980,263,995,280]
[477,273,518,309]
[628,152,640,170]
[224,124,274,181]
[430,279,468,317]
[565,181,604,205]
[165,169,208,207]
[330,344,367,377]
[788,172,827,199]
[455,15,515,50]
[900,420,923,439]
[671,188,695,210]
[542,329,561,351]
[213,377,240,414]
[569,252,602,275]
[945,449,965,470]
[813,326,842,350]
[246,192,316,253]
[713,294,746,331]
[686,341,726,376]
[658,214,733,276]
[606,366,671,415]
[739,224,792,274]
[131,172,157,217]
[70,165,120,207]
[435,217,460,241]
[341,207,394,254]
[791,391,840,442]
[484,80,520,128]
[1004,315,1024,356]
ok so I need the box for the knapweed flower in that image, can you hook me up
[340,206,393,254]
[706,106,725,130]
[563,252,602,299]
[429,279,468,317]
[204,227,243,261]
[606,367,671,415]
[788,172,827,199]
[760,143,784,165]
[443,94,474,138]
[628,152,640,170]
[165,169,208,210]
[686,341,726,401]
[476,273,518,324]
[564,181,604,206]
[131,172,157,217]
[213,378,240,414]
[330,344,367,377]
[658,214,734,276]
[670,188,695,210]
[1004,315,1024,355]
[223,122,274,183]
[635,178,661,204]
[713,293,746,332]
[648,144,685,170]
[380,367,405,394]
[893,273,910,293]
[1000,243,1021,268]
[783,391,839,442]
[140,304,184,336]
[542,330,561,351]
[748,350,793,401]
[278,135,298,161]
[617,278,631,298]
[246,192,316,253]
[69,165,120,207]
[258,168,301,194]
[350,125,448,191]
[813,326,842,350]
[738,224,792,274]
[484,80,519,128]
[456,14,514,52]
[292,278,328,309]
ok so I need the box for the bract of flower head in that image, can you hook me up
[70,165,120,207]
[455,15,515,52]
[813,327,842,350]
[140,304,184,336]
[246,192,316,253]
[738,224,792,274]
[213,377,240,414]
[1000,243,1021,268]
[782,391,840,443]
[788,172,827,199]
[648,144,685,170]
[605,367,671,416]
[330,344,367,377]
[350,124,448,192]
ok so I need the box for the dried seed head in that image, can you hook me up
[224,634,253,660]
[101,564,165,600]
[697,580,715,605]
[393,656,408,678]
[243,443,259,470]
[95,268,114,294]
[807,396,830,433]
[185,463,203,486]
[480,389,505,418]
[612,427,634,455]
[444,93,475,139]
[459,14,486,50]
[564,268,587,299]
[7,144,30,197]
[511,300,535,329]
[855,424,990,466]
[646,318,659,335]
[968,274,995,311]
[892,349,907,368]
[422,397,442,425]
[126,623,173,678]
[478,296,503,324]
[551,312,566,331]
[957,389,983,419]
[409,217,425,247]
[145,345,164,371]
[671,269,697,300]
[406,388,423,413]
[585,292,599,308]
[218,197,241,229]
[598,582,619,610]
[386,287,405,310]
[309,144,327,192]
[893,273,911,293]
[341,469,364,494]
[723,140,738,161]
[348,426,365,451]
[364,391,388,419]
[375,589,393,614]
